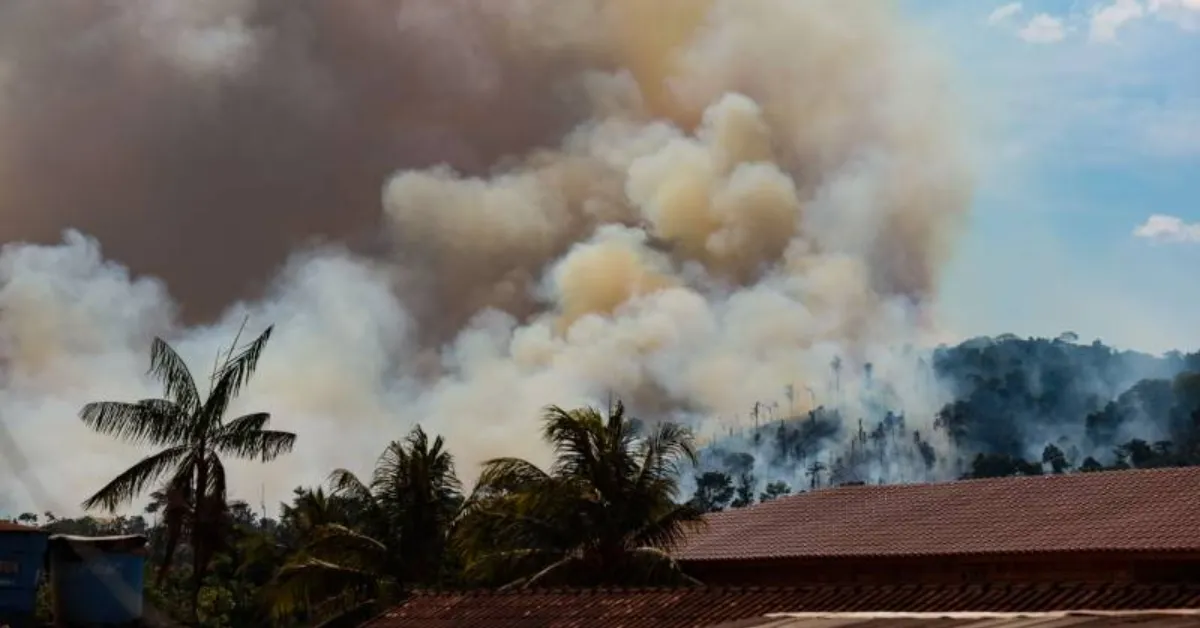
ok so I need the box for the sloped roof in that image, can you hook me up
[359,582,1200,628]
[674,467,1200,562]
[0,520,43,533]
[725,611,1200,628]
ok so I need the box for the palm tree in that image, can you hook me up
[454,399,704,588]
[328,426,463,582]
[279,486,350,546]
[78,323,295,618]
[267,425,462,621]
[266,521,394,623]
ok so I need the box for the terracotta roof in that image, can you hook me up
[0,520,43,533]
[674,467,1200,562]
[728,611,1200,628]
[360,582,1200,628]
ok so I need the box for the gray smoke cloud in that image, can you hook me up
[0,0,973,515]
[0,0,592,322]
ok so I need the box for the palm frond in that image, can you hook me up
[79,399,187,448]
[605,398,628,439]
[542,405,603,477]
[629,502,705,550]
[303,524,388,560]
[406,424,431,454]
[213,324,273,401]
[371,431,457,504]
[143,489,166,515]
[198,325,273,433]
[82,444,193,512]
[418,430,463,494]
[148,338,201,414]
[460,548,564,588]
[475,457,551,494]
[212,417,295,461]
[623,547,702,586]
[267,518,391,620]
[327,469,375,505]
[454,484,585,555]
[635,421,697,495]
[266,556,385,621]
[518,553,585,589]
[286,487,351,537]
[213,412,270,438]
[204,451,228,504]
[369,440,409,496]
[454,399,706,589]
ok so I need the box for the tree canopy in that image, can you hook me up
[454,401,704,588]
[78,324,295,620]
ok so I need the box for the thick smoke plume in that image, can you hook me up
[0,0,973,514]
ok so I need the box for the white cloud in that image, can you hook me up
[1090,0,1146,42]
[1133,214,1200,243]
[987,3,1023,25]
[1018,14,1067,42]
[1149,0,1200,30]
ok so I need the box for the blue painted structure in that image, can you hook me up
[0,522,49,628]
[48,534,147,627]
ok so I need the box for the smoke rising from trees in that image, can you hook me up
[0,0,975,513]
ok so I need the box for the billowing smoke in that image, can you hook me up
[0,0,973,514]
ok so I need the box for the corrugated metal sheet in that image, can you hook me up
[717,611,1200,628]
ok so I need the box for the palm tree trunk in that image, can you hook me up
[192,453,208,623]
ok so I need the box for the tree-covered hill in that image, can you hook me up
[689,335,1200,511]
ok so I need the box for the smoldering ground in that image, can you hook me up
[0,0,975,514]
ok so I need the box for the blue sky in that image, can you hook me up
[902,0,1200,353]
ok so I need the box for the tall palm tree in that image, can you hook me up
[268,425,462,621]
[328,426,463,582]
[79,324,295,617]
[454,399,704,588]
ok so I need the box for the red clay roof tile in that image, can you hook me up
[360,582,1200,628]
[728,611,1200,628]
[674,467,1200,562]
[0,520,42,533]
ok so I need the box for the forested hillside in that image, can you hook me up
[690,335,1200,511]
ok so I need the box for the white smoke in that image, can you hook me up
[0,0,973,515]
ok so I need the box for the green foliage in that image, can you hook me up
[266,425,462,624]
[699,337,1200,488]
[77,324,296,622]
[1042,444,1068,474]
[730,473,756,509]
[454,400,704,589]
[759,481,792,502]
[197,585,236,627]
[689,471,735,513]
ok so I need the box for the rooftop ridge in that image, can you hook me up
[400,582,1200,597]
